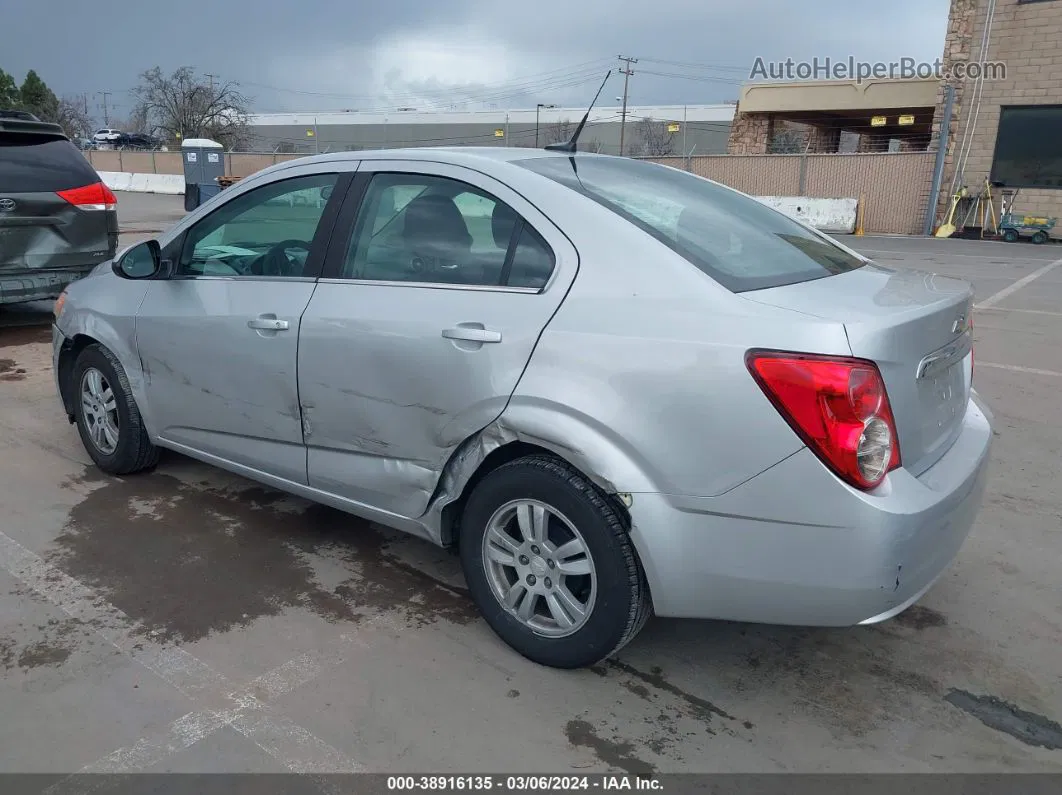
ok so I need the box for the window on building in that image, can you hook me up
[990,105,1062,190]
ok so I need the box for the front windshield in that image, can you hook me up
[515,155,866,292]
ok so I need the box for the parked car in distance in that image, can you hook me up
[92,128,122,146]
[117,132,162,150]
[1,117,119,305]
[51,148,992,669]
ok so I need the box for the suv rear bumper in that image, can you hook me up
[0,267,95,305]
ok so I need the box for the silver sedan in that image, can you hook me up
[52,148,992,669]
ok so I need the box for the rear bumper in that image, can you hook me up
[628,391,993,625]
[0,268,95,305]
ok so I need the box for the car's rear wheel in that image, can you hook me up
[73,344,159,475]
[1031,230,1048,245]
[459,454,651,669]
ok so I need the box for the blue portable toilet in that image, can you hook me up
[181,138,225,211]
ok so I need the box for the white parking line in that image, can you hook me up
[975,257,1062,310]
[0,529,370,789]
[975,306,1062,318]
[976,362,1062,378]
[858,247,1057,263]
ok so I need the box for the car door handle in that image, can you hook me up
[248,317,289,331]
[442,327,502,343]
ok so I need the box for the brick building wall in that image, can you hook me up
[937,0,1062,237]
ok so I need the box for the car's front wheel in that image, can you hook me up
[459,454,651,669]
[72,343,159,475]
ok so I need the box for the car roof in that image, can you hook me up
[276,146,620,170]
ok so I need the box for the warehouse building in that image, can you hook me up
[244,104,736,156]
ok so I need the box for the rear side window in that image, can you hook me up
[0,135,99,192]
[515,155,865,293]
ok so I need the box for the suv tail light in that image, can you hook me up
[56,182,117,211]
[746,350,901,490]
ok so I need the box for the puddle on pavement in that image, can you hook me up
[0,617,88,672]
[945,689,1062,750]
[0,359,27,382]
[48,466,476,645]
[0,326,51,348]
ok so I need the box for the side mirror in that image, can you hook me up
[320,185,333,200]
[112,240,163,280]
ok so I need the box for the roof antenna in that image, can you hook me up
[544,70,612,153]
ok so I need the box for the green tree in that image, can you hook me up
[19,69,59,121]
[0,68,21,109]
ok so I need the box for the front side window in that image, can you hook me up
[343,172,555,288]
[516,155,865,293]
[179,173,338,278]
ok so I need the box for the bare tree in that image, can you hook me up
[131,66,252,149]
[53,96,92,139]
[545,118,572,145]
[583,139,604,153]
[633,117,674,157]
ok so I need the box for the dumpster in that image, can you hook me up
[181,138,225,211]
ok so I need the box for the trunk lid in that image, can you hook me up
[743,263,973,475]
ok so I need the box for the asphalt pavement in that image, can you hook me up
[0,192,1060,780]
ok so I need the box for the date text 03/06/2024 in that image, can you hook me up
[386,775,664,791]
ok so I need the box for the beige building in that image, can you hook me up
[726,0,1062,237]
[937,0,1062,232]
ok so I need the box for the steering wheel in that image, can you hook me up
[255,239,312,277]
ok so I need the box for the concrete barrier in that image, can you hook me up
[754,196,859,234]
[98,171,185,196]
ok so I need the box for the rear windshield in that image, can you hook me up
[0,135,99,192]
[515,155,865,292]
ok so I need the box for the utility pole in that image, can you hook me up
[97,91,112,126]
[205,73,218,94]
[617,55,637,157]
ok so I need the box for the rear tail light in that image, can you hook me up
[746,350,901,490]
[56,182,117,211]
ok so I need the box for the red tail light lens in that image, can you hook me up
[56,182,117,211]
[746,350,901,490]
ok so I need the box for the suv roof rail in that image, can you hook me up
[0,109,40,121]
[0,118,68,138]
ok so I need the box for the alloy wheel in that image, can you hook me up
[482,499,597,637]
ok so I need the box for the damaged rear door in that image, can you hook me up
[298,161,577,518]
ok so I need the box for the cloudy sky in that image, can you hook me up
[2,0,950,122]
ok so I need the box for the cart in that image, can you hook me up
[1000,213,1056,244]
[997,188,1056,244]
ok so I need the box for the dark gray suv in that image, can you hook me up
[0,116,119,305]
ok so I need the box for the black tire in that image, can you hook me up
[459,454,651,669]
[1002,229,1019,243]
[72,343,160,475]
[1032,230,1048,245]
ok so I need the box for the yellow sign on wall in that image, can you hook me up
[870,116,887,127]
[898,114,916,126]
[667,122,681,133]
[306,129,315,137]
[494,129,504,138]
